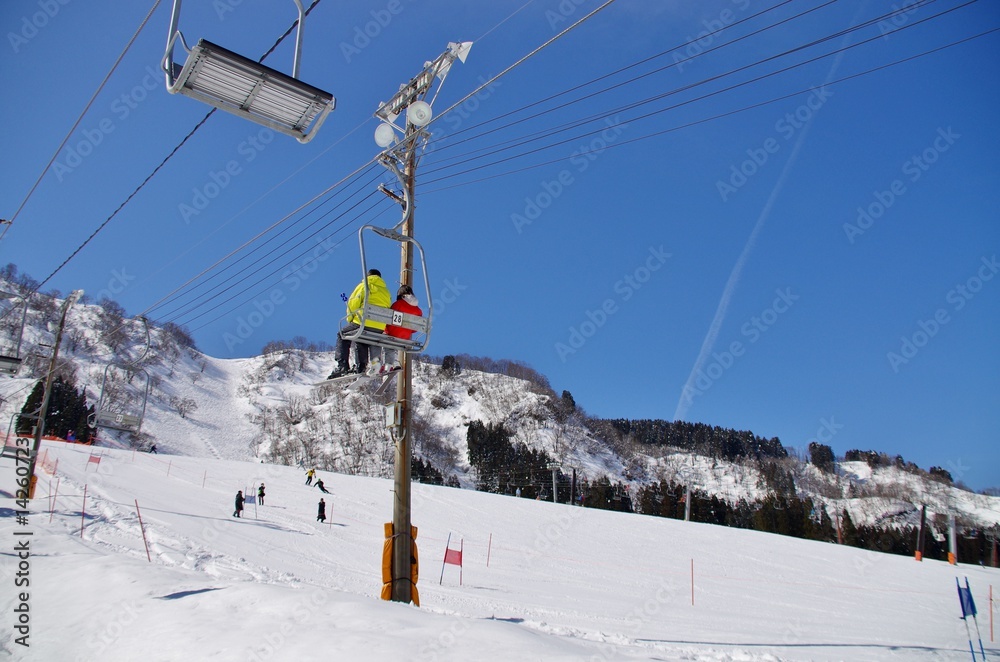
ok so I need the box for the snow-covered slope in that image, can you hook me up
[2,442,998,661]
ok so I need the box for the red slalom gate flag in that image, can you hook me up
[439,534,464,585]
[87,455,101,468]
[444,547,463,566]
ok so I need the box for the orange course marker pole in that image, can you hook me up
[691,559,695,606]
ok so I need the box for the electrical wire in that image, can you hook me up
[164,189,385,328]
[419,10,992,192]
[419,0,963,181]
[426,0,622,133]
[424,0,809,154]
[2,0,163,241]
[146,165,383,322]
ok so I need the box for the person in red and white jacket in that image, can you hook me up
[382,285,422,371]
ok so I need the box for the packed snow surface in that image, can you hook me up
[2,442,998,661]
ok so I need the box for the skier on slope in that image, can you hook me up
[234,491,244,518]
[317,498,326,523]
[257,483,265,506]
[305,468,315,486]
[315,478,330,494]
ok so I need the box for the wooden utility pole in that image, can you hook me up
[391,136,417,604]
[26,289,82,498]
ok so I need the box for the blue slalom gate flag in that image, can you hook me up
[957,577,977,619]
[956,577,987,662]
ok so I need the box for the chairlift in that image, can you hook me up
[89,318,151,434]
[91,364,150,433]
[162,0,335,143]
[0,291,28,376]
[340,224,432,354]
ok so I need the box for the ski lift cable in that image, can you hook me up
[149,180,385,328]
[186,206,390,331]
[173,195,390,330]
[421,0,940,170]
[420,25,997,194]
[164,192,385,328]
[147,167,383,321]
[13,164,370,366]
[132,153,379,323]
[130,124,378,302]
[420,0,974,182]
[422,0,827,157]
[2,0,163,240]
[423,0,621,135]
[27,0,327,296]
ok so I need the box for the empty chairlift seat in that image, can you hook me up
[163,0,335,143]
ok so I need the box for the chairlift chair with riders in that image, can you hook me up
[0,291,28,376]
[162,0,335,143]
[340,224,433,355]
[89,317,152,434]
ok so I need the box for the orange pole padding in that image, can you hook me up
[411,525,420,606]
[948,552,957,565]
[381,523,420,606]
[381,523,393,601]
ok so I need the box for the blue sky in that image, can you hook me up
[1,0,998,489]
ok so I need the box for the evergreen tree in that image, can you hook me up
[441,355,461,377]
[411,457,444,485]
[807,442,836,473]
[840,510,860,547]
[16,378,94,442]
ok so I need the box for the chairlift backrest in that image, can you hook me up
[163,0,335,143]
[92,363,150,433]
[0,292,28,376]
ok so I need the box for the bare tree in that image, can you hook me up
[169,396,198,419]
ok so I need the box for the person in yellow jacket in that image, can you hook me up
[328,269,391,379]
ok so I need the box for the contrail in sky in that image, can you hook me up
[673,29,856,422]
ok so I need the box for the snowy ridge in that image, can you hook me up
[2,291,998,536]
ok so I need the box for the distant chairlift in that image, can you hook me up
[0,291,29,376]
[90,318,152,434]
[340,224,433,355]
[162,0,335,143]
